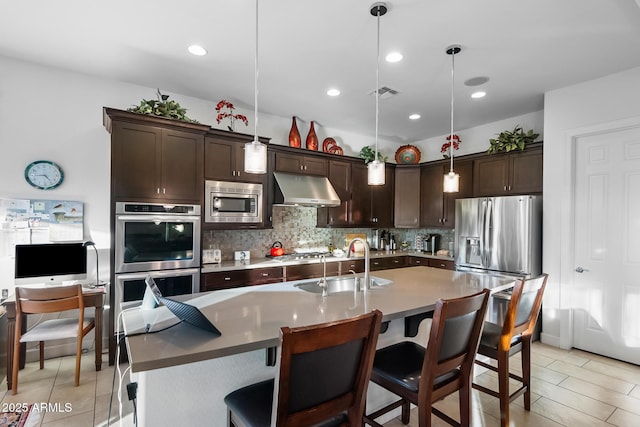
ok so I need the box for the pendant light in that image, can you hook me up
[367,2,387,186]
[443,44,461,193]
[244,0,267,174]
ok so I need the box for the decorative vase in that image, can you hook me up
[288,116,301,148]
[306,121,318,151]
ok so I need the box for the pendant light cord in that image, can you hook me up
[449,48,455,173]
[253,0,259,144]
[375,8,381,161]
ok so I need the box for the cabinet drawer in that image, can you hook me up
[370,256,407,271]
[427,259,455,270]
[339,259,365,274]
[285,262,339,282]
[201,267,283,291]
[407,257,428,266]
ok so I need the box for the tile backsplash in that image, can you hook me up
[203,206,453,261]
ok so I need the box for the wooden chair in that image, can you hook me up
[224,310,383,426]
[472,274,548,427]
[12,285,95,395]
[363,289,490,427]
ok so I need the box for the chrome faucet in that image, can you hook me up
[318,254,328,297]
[347,237,370,293]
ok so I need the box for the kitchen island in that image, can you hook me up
[122,266,514,426]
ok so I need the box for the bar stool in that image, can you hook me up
[472,274,548,427]
[225,310,383,426]
[363,289,490,427]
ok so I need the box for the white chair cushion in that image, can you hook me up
[20,317,94,342]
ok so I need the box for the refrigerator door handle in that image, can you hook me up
[483,198,493,267]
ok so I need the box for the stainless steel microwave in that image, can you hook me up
[204,180,263,223]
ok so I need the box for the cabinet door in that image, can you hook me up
[420,163,446,227]
[302,156,328,176]
[350,163,372,226]
[473,155,510,196]
[285,263,340,282]
[443,159,473,228]
[371,166,395,227]
[319,159,352,226]
[204,137,263,183]
[394,166,420,228]
[204,137,236,180]
[112,122,161,200]
[509,148,543,194]
[160,129,203,201]
[275,152,327,176]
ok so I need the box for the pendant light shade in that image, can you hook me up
[368,159,385,185]
[367,2,387,186]
[443,44,461,193]
[244,0,267,174]
[443,171,460,192]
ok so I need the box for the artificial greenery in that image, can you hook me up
[487,126,539,154]
[128,89,198,123]
[359,146,388,163]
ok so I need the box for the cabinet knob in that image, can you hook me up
[415,260,421,264]
[261,273,269,277]
[156,188,160,194]
[393,259,399,263]
[224,277,231,281]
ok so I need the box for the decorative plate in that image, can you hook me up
[323,137,343,155]
[395,144,421,164]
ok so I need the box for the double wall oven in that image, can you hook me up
[114,202,201,318]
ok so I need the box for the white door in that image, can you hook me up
[572,124,640,364]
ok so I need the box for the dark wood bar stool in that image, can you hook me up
[363,289,490,427]
[472,274,548,427]
[224,310,383,426]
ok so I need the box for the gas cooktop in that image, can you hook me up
[266,252,332,261]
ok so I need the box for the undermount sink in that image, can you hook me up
[295,275,392,295]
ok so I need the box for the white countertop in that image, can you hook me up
[122,266,513,373]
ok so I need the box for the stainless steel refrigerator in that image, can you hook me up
[455,195,542,278]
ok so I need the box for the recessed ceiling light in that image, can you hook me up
[187,45,207,56]
[471,91,486,99]
[386,52,403,63]
[409,113,421,120]
[327,88,341,97]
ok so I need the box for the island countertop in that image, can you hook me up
[122,266,514,373]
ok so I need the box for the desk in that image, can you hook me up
[2,287,105,391]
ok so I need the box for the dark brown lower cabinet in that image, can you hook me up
[370,256,407,271]
[285,263,340,282]
[201,267,283,291]
[427,259,455,270]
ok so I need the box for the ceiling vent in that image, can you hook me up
[369,86,398,100]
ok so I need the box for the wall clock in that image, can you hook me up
[24,160,64,190]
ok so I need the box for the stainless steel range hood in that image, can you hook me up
[273,172,341,207]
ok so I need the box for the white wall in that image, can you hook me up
[541,66,640,347]
[409,110,543,162]
[0,55,545,291]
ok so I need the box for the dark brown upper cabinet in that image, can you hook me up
[473,145,543,196]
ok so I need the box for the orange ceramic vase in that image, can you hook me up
[288,116,301,148]
[306,121,318,151]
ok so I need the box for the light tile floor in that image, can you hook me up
[1,342,639,426]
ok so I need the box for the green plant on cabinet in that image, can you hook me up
[487,126,539,154]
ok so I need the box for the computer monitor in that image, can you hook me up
[14,242,87,285]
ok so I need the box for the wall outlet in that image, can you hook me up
[234,251,250,261]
